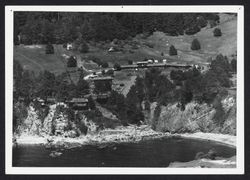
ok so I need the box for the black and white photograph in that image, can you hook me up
[5,5,244,174]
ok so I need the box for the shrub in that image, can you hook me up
[113,63,121,71]
[128,60,133,65]
[209,20,217,28]
[45,43,54,54]
[213,28,222,37]
[169,45,178,56]
[78,42,89,53]
[106,69,114,76]
[101,62,109,68]
[191,39,201,50]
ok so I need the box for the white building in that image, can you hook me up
[66,43,73,50]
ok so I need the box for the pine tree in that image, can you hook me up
[191,39,201,50]
[169,45,178,56]
[213,28,222,37]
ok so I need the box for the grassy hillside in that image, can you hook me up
[14,14,237,75]
[14,44,67,75]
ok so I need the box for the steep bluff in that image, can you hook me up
[14,103,99,137]
[14,95,236,138]
[145,96,236,135]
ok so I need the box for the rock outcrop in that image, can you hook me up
[15,103,100,138]
[147,96,236,135]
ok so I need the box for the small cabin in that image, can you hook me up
[136,61,148,67]
[108,47,115,52]
[67,98,89,110]
[148,59,153,64]
[154,59,159,63]
[46,97,56,104]
[66,43,73,50]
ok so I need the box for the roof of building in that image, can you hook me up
[68,98,89,103]
[137,61,148,64]
[46,97,56,101]
[92,76,113,81]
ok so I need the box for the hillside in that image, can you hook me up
[14,14,237,76]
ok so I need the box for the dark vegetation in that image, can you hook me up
[213,28,222,37]
[78,41,89,53]
[67,56,77,67]
[191,39,201,50]
[45,43,54,54]
[14,12,219,45]
[169,45,177,56]
[128,60,133,65]
[113,63,121,70]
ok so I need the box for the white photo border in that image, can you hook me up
[5,5,244,175]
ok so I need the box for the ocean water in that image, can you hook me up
[13,137,236,167]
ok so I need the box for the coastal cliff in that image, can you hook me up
[145,95,236,135]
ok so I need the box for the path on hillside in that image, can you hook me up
[15,52,45,71]
[75,54,92,73]
[96,103,119,121]
[120,75,137,97]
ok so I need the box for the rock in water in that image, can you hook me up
[49,151,62,158]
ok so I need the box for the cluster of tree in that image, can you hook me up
[104,78,145,125]
[14,12,220,45]
[71,37,89,53]
[14,60,90,104]
[170,54,234,107]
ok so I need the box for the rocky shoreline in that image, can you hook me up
[14,125,168,149]
[14,125,236,149]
